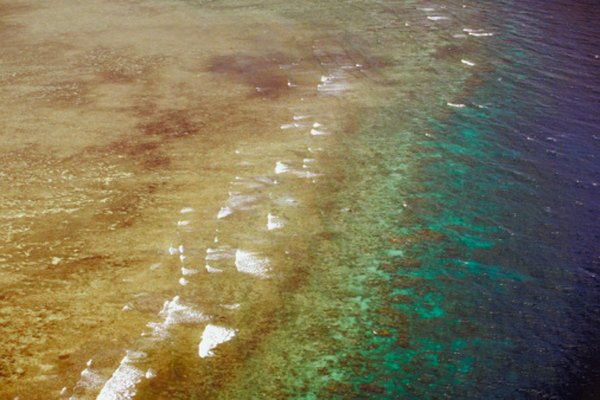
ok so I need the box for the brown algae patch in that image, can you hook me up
[208,53,293,98]
[0,0,368,398]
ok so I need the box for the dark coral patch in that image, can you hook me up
[208,53,291,98]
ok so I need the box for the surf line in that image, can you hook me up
[86,45,354,400]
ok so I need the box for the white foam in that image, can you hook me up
[178,245,185,254]
[181,267,199,276]
[317,72,349,95]
[177,220,190,226]
[198,324,237,358]
[221,192,258,212]
[235,249,270,277]
[310,128,327,136]
[267,213,284,230]
[283,196,298,205]
[275,161,291,174]
[276,163,321,179]
[147,296,206,338]
[96,354,145,400]
[461,59,476,66]
[447,102,466,108]
[205,264,224,273]
[145,369,156,380]
[317,83,348,94]
[427,16,448,21]
[469,31,494,37]
[180,207,194,214]
[280,123,301,129]
[464,28,494,37]
[205,246,234,261]
[222,303,240,310]
[293,115,308,120]
[75,367,103,390]
[168,246,178,255]
[255,176,277,185]
[217,207,233,219]
[127,350,148,361]
[295,171,321,179]
[178,277,188,286]
[312,122,322,128]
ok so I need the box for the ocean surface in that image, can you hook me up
[0,0,599,399]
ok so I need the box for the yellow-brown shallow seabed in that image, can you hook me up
[0,0,474,398]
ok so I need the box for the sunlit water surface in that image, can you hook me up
[1,0,599,399]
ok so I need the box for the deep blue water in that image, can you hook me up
[468,1,600,397]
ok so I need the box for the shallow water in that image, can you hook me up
[1,0,599,399]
